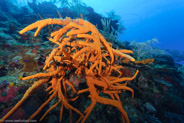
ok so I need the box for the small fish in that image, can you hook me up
[18,75,23,80]
[9,82,14,86]
[24,60,29,63]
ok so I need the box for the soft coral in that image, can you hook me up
[0,85,19,103]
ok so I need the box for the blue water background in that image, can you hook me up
[83,0,184,51]
[14,0,184,51]
[9,0,184,64]
[8,0,184,64]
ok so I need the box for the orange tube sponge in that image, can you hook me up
[0,18,139,123]
[134,59,154,64]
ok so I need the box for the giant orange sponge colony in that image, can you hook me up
[0,18,139,123]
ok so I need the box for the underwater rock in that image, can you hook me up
[47,115,59,123]
[87,7,120,32]
[16,14,38,25]
[0,106,28,120]
[0,80,8,89]
[0,10,19,28]
[144,114,161,123]
[21,5,34,15]
[6,39,18,45]
[0,28,9,34]
[115,41,132,49]
[28,2,58,18]
[178,65,184,74]
[0,0,18,13]
[8,5,36,25]
[121,41,132,49]
[166,49,184,64]
[153,77,173,87]
[11,33,22,41]
[0,11,9,22]
[0,76,17,84]
[0,33,14,41]
[3,5,30,28]
[58,7,75,18]
[85,7,103,29]
[163,112,184,123]
[37,2,58,17]
[0,66,8,77]
[8,23,18,34]
[0,32,18,46]
[154,54,175,67]
[8,61,23,70]
[22,95,42,117]
[180,81,184,88]
[0,103,6,113]
[143,102,156,113]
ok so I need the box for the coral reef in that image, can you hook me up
[0,1,184,123]
[100,18,118,45]
[0,18,139,123]
[130,38,165,59]
[20,55,37,72]
[0,81,19,103]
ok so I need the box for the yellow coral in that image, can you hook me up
[0,18,139,123]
